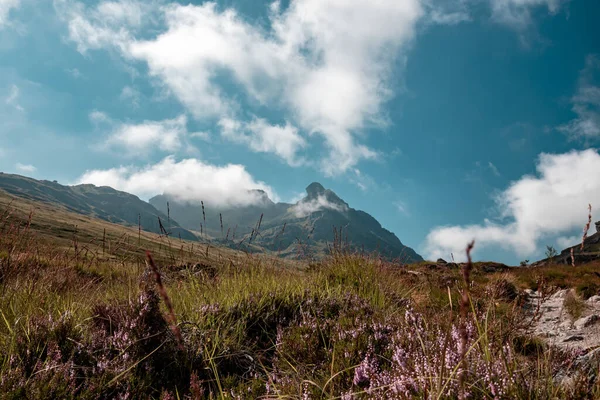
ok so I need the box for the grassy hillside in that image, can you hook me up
[0,173,198,241]
[1,192,600,398]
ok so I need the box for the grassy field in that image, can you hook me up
[1,191,600,399]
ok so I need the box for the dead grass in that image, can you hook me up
[564,290,587,321]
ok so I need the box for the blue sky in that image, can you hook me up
[0,0,599,264]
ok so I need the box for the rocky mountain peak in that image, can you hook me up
[305,182,326,198]
[304,182,348,208]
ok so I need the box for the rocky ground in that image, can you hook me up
[526,288,600,386]
[527,289,600,350]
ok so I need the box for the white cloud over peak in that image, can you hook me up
[291,195,347,218]
[558,55,600,139]
[219,117,306,167]
[58,0,423,175]
[0,0,20,27]
[424,149,600,261]
[76,156,278,207]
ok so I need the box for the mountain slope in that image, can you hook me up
[0,173,197,241]
[532,223,600,267]
[150,182,423,262]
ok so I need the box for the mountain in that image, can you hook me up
[0,173,197,241]
[150,182,423,262]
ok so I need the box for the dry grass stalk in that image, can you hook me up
[571,247,576,267]
[459,240,475,400]
[145,251,183,348]
[220,213,223,237]
[582,203,592,251]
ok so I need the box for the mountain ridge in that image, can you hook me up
[150,182,423,262]
[0,172,197,241]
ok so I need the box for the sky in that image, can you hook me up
[0,0,599,264]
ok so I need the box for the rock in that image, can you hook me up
[552,290,568,299]
[477,262,510,273]
[574,348,600,371]
[574,315,600,330]
[556,348,600,386]
[563,335,584,342]
[436,258,447,264]
[587,295,600,304]
[559,320,572,329]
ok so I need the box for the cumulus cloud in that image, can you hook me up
[291,195,348,218]
[558,55,600,139]
[219,117,306,166]
[424,149,600,261]
[57,0,423,175]
[0,0,20,27]
[76,156,278,207]
[15,162,36,173]
[101,114,191,156]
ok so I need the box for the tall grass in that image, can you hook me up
[0,203,597,399]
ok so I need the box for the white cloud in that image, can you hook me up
[219,117,306,166]
[189,131,211,141]
[349,168,378,192]
[0,0,20,27]
[424,149,600,261]
[89,110,110,124]
[558,55,600,139]
[488,161,501,177]
[429,10,470,25]
[120,85,141,108]
[96,0,144,26]
[66,68,83,78]
[425,1,471,25]
[5,84,23,111]
[291,195,347,218]
[58,0,423,175]
[101,114,191,156]
[556,235,580,250]
[15,162,36,173]
[54,0,149,53]
[394,200,410,216]
[76,156,278,207]
[490,0,564,28]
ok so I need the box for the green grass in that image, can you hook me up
[1,193,600,399]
